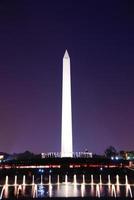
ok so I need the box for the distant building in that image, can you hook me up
[41,151,92,159]
[119,151,134,160]
[0,152,9,162]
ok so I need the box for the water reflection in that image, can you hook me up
[48,184,52,197]
[0,174,133,199]
[96,184,100,198]
[17,185,22,198]
[37,185,48,198]
[111,184,116,197]
[57,175,60,185]
[81,183,85,197]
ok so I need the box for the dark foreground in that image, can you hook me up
[1,197,133,200]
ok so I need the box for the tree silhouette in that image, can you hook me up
[104,146,117,158]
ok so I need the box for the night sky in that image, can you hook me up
[0,1,133,154]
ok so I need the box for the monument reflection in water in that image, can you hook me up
[0,174,133,199]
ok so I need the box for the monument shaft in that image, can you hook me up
[61,50,73,157]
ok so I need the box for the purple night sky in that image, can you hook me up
[0,1,133,154]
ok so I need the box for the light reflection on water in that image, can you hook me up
[0,183,134,198]
[0,174,134,199]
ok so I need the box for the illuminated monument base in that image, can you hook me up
[61,50,73,157]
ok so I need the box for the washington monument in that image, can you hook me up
[61,50,73,157]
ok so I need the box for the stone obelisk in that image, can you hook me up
[61,50,73,157]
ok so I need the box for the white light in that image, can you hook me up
[115,156,119,160]
[61,50,73,157]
